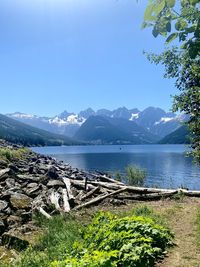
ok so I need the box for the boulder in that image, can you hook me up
[10,193,32,209]
[0,168,10,180]
[2,230,29,251]
[7,215,22,227]
[47,180,65,188]
[0,219,6,235]
[46,166,59,179]
[0,200,8,211]
[0,159,8,168]
[17,174,40,182]
[25,185,41,197]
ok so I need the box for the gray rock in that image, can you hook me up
[5,178,16,188]
[7,215,22,227]
[0,200,8,211]
[10,193,32,209]
[47,180,65,187]
[25,185,41,197]
[26,182,38,188]
[2,230,29,251]
[0,159,8,168]
[21,212,32,223]
[46,166,59,179]
[0,220,5,235]
[17,174,40,182]
[0,168,10,180]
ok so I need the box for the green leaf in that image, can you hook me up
[188,47,199,59]
[153,0,166,15]
[166,0,176,8]
[189,0,199,5]
[144,4,156,21]
[152,27,159,37]
[165,32,178,43]
[175,19,188,31]
[166,22,171,32]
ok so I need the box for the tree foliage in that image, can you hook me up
[143,0,200,162]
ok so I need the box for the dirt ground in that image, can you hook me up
[117,198,200,267]
[1,197,200,266]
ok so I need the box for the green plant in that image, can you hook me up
[115,171,122,182]
[125,165,146,186]
[10,215,82,267]
[52,212,174,267]
[0,148,29,162]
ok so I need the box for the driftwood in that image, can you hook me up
[75,188,127,210]
[49,191,61,211]
[62,178,74,199]
[116,190,178,200]
[37,207,52,219]
[80,186,100,201]
[62,189,70,212]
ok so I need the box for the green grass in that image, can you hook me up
[1,207,173,267]
[196,207,200,248]
[3,214,82,267]
[0,147,29,162]
[125,165,146,186]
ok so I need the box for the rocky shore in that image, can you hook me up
[0,139,126,251]
[1,139,200,252]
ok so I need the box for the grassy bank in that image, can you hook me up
[1,199,200,267]
[0,147,29,162]
[1,206,173,267]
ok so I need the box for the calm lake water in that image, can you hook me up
[31,145,200,190]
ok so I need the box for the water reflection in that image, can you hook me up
[31,145,200,190]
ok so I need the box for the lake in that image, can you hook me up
[31,144,200,190]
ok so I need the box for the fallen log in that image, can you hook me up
[80,186,100,201]
[62,189,70,212]
[116,190,178,200]
[179,189,200,197]
[75,187,127,210]
[63,178,74,199]
[85,181,176,194]
[71,180,96,190]
[37,207,52,219]
[49,191,61,211]
[92,174,124,185]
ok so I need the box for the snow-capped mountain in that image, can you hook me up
[6,107,186,140]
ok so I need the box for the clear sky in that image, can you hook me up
[0,0,178,116]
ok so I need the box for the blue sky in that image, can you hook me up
[0,0,178,116]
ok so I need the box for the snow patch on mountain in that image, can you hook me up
[154,117,175,125]
[49,114,85,126]
[9,112,37,119]
[66,114,85,125]
[129,113,139,121]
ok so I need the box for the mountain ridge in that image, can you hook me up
[6,106,186,139]
[0,114,81,146]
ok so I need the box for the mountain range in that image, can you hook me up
[0,114,80,146]
[4,106,189,145]
[7,106,186,133]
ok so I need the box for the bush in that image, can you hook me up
[51,212,174,267]
[126,165,146,186]
[115,171,122,182]
[0,148,28,162]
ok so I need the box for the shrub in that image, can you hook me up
[51,212,174,267]
[0,148,29,162]
[115,171,122,182]
[126,165,146,186]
